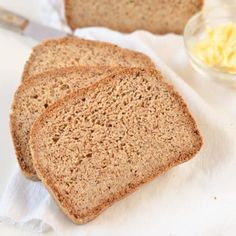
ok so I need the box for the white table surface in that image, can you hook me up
[0,0,55,235]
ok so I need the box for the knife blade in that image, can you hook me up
[0,7,70,41]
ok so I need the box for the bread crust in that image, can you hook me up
[22,36,155,81]
[30,67,203,224]
[64,0,77,30]
[10,66,125,180]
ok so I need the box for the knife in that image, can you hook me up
[0,7,70,41]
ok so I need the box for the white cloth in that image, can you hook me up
[1,1,236,236]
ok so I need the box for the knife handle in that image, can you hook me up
[0,7,28,33]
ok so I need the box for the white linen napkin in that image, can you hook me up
[1,1,236,235]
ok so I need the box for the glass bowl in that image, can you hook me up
[183,5,236,86]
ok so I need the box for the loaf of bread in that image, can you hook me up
[23,37,154,80]
[11,66,124,180]
[65,0,203,34]
[30,68,203,224]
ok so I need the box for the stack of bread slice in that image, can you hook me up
[10,36,203,224]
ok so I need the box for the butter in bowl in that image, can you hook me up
[184,4,236,87]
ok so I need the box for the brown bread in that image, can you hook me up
[22,37,155,80]
[30,68,203,224]
[65,0,203,34]
[11,66,124,180]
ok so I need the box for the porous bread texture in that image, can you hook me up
[10,66,124,180]
[30,68,203,224]
[65,0,203,34]
[22,37,155,80]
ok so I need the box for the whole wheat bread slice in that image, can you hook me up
[30,68,203,224]
[22,37,154,80]
[65,0,203,34]
[11,66,124,180]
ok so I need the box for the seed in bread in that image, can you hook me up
[30,68,203,224]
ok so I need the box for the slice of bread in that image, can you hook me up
[30,68,203,224]
[22,37,154,80]
[11,66,124,180]
[65,0,203,34]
